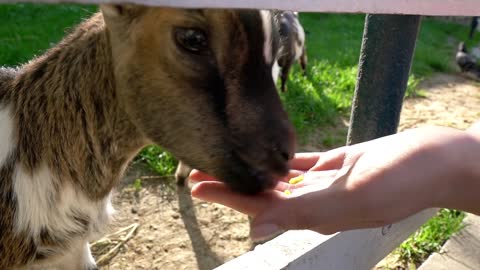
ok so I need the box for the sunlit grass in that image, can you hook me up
[397,209,465,266]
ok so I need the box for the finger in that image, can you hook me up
[191,181,281,217]
[277,171,309,192]
[282,170,339,196]
[274,181,290,191]
[189,169,305,192]
[289,152,322,170]
[298,170,338,186]
[310,147,348,171]
[189,169,219,181]
[279,169,305,183]
[190,169,304,183]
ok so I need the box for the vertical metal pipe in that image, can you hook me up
[347,15,421,145]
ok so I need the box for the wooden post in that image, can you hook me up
[347,14,421,144]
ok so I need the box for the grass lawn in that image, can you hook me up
[0,4,476,268]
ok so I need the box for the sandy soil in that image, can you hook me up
[399,73,480,131]
[93,167,252,270]
[94,73,480,270]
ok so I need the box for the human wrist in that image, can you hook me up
[433,130,480,214]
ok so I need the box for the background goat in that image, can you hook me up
[456,42,480,80]
[273,11,308,92]
[0,5,295,269]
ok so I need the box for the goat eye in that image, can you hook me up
[174,28,208,53]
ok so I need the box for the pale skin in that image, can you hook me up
[190,123,480,241]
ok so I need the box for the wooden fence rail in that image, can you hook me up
[216,210,437,270]
[1,0,480,16]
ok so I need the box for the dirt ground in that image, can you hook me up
[94,73,480,270]
[399,73,480,131]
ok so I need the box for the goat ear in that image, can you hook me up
[100,4,145,20]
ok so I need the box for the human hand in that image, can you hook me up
[190,126,480,241]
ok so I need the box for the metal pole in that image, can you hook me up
[347,15,421,145]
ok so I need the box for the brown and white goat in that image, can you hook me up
[0,6,295,270]
[273,11,307,92]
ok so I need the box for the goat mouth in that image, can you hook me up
[226,168,279,195]
[221,153,287,195]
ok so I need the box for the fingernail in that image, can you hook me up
[251,224,281,241]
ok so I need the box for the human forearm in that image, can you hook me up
[434,126,480,215]
[190,125,480,239]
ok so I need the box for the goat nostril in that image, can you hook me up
[280,151,290,161]
[272,143,292,162]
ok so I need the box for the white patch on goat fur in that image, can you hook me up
[13,164,113,242]
[272,61,280,83]
[0,106,15,166]
[294,19,306,60]
[30,239,96,270]
[84,242,96,266]
[260,10,273,64]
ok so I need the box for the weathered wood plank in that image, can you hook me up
[216,209,437,270]
[1,0,480,16]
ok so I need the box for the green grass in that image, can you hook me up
[137,145,178,176]
[398,209,466,267]
[282,14,480,140]
[0,4,97,66]
[0,4,473,266]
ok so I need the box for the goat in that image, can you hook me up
[0,5,296,269]
[175,11,307,185]
[273,11,308,92]
[456,42,480,80]
[174,10,304,186]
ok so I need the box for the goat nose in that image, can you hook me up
[272,139,295,162]
[273,145,291,162]
[272,123,296,164]
[265,142,294,176]
[280,150,290,161]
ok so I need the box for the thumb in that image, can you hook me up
[249,192,337,241]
